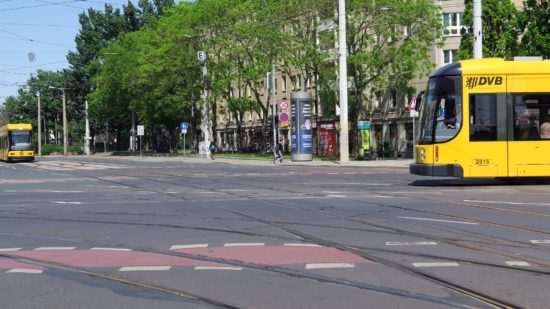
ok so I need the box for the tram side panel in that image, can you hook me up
[507,73,550,177]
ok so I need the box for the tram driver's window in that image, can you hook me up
[470,94,497,141]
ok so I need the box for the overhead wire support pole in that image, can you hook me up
[473,0,483,59]
[37,91,41,157]
[338,0,349,163]
[48,86,68,156]
[272,66,277,152]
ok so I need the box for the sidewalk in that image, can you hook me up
[90,153,413,169]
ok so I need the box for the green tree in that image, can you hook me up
[457,0,519,60]
[3,70,70,145]
[344,0,443,155]
[518,0,550,58]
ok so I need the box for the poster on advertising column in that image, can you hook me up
[318,121,336,156]
[357,120,371,158]
[291,92,313,161]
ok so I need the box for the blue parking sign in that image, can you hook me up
[180,122,188,130]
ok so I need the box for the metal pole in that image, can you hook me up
[104,122,108,153]
[338,0,349,163]
[412,116,416,161]
[37,91,41,156]
[272,66,277,151]
[203,55,210,145]
[131,111,136,152]
[84,100,90,155]
[183,133,186,158]
[61,89,68,156]
[473,0,483,59]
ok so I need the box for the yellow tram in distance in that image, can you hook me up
[0,123,35,162]
[411,57,550,178]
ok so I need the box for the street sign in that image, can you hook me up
[279,112,289,127]
[410,110,419,118]
[180,122,188,130]
[278,100,288,111]
[137,125,144,136]
[181,128,187,134]
[409,94,417,110]
[197,51,206,61]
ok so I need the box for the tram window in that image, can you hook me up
[470,94,497,141]
[513,94,550,140]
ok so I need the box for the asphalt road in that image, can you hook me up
[0,156,549,309]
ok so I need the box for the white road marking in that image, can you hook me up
[194,266,242,270]
[7,269,43,274]
[195,191,226,194]
[119,266,171,272]
[398,216,479,225]
[170,244,209,250]
[90,247,132,252]
[283,243,322,247]
[34,247,76,251]
[530,240,550,244]
[0,248,22,252]
[219,189,250,192]
[52,201,81,204]
[224,243,264,247]
[505,261,531,267]
[326,195,347,198]
[306,263,355,269]
[386,241,438,246]
[413,262,459,267]
[464,200,550,206]
[165,192,179,194]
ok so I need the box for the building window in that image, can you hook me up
[443,50,457,65]
[443,12,463,36]
[282,75,287,92]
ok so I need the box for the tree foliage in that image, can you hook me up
[457,0,519,60]
[518,0,550,58]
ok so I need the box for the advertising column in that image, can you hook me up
[291,92,313,161]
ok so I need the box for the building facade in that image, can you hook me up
[213,0,524,158]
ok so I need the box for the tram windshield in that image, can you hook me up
[9,130,32,151]
[418,75,462,144]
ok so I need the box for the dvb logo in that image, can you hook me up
[466,76,503,89]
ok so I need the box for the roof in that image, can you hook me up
[432,58,550,77]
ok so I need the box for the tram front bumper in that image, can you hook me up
[410,163,463,178]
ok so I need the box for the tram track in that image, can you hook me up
[10,163,550,307]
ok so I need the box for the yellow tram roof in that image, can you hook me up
[433,57,550,77]
[3,123,33,131]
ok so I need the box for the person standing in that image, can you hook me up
[209,141,216,160]
[274,139,283,164]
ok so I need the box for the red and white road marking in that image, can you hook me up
[171,244,370,269]
[0,258,45,274]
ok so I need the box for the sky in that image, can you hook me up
[0,0,129,105]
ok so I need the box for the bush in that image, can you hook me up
[376,142,395,158]
[41,144,83,155]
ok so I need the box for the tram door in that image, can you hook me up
[465,86,509,177]
[507,75,550,177]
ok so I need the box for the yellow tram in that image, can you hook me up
[411,57,550,178]
[0,123,35,162]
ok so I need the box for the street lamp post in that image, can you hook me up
[338,0,349,163]
[198,50,211,152]
[84,100,90,155]
[37,91,41,157]
[48,86,68,156]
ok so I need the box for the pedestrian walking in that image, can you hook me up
[274,139,283,164]
[209,141,216,160]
